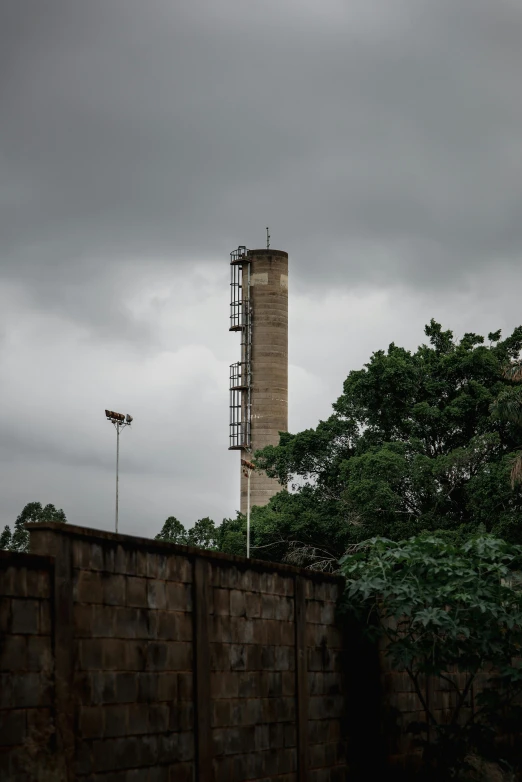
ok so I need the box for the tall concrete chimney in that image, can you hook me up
[229,246,288,514]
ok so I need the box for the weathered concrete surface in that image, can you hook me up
[241,249,288,514]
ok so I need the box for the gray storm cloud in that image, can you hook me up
[2,0,522,536]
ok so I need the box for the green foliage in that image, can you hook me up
[1,502,67,553]
[186,517,218,550]
[252,321,522,565]
[215,513,248,557]
[0,525,12,550]
[340,534,522,776]
[155,514,247,554]
[155,516,188,545]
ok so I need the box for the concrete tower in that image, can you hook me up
[229,246,288,514]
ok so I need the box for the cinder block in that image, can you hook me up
[91,604,115,637]
[0,597,11,634]
[6,671,50,708]
[275,596,294,622]
[39,601,51,635]
[0,634,26,671]
[78,639,104,670]
[0,708,26,746]
[112,606,139,639]
[166,556,192,584]
[177,672,193,700]
[284,722,296,747]
[169,701,193,732]
[11,598,39,634]
[310,742,325,768]
[313,582,327,602]
[0,565,25,597]
[210,642,229,671]
[79,705,105,738]
[229,644,246,671]
[74,569,104,604]
[90,543,105,571]
[90,672,117,704]
[234,617,254,644]
[26,568,51,599]
[261,594,276,619]
[211,698,230,728]
[260,645,276,670]
[157,610,192,642]
[252,619,267,645]
[147,579,167,610]
[125,640,147,670]
[168,761,195,782]
[165,641,192,672]
[166,582,191,612]
[114,544,129,574]
[137,672,159,702]
[306,600,321,624]
[212,588,230,617]
[238,670,261,697]
[27,636,52,673]
[210,671,239,699]
[215,565,239,589]
[266,671,282,697]
[101,638,127,670]
[115,672,138,703]
[282,671,295,697]
[244,591,261,618]
[254,724,270,751]
[74,604,93,636]
[126,702,149,735]
[148,702,169,732]
[279,747,297,774]
[308,719,329,744]
[148,766,169,782]
[230,590,246,617]
[244,698,263,724]
[104,573,126,606]
[320,602,336,625]
[245,643,261,671]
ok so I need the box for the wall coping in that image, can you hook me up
[0,548,54,570]
[26,522,344,584]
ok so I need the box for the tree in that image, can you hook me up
[2,502,68,553]
[251,321,522,566]
[155,516,188,545]
[155,514,248,554]
[186,517,218,550]
[339,534,522,777]
[0,525,12,550]
[215,513,247,557]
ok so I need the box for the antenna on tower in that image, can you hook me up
[266,227,270,249]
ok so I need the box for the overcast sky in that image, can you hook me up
[2,0,522,539]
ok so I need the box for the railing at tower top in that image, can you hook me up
[229,246,249,331]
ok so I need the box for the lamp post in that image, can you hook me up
[105,410,133,533]
[241,458,255,558]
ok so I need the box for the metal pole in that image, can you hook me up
[115,423,120,534]
[246,468,251,558]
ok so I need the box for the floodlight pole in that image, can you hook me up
[105,410,132,534]
[115,422,121,534]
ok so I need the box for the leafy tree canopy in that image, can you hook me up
[250,320,522,567]
[155,514,247,554]
[339,533,522,775]
[0,502,67,553]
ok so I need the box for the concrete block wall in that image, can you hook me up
[12,522,349,781]
[0,551,54,780]
[69,537,196,781]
